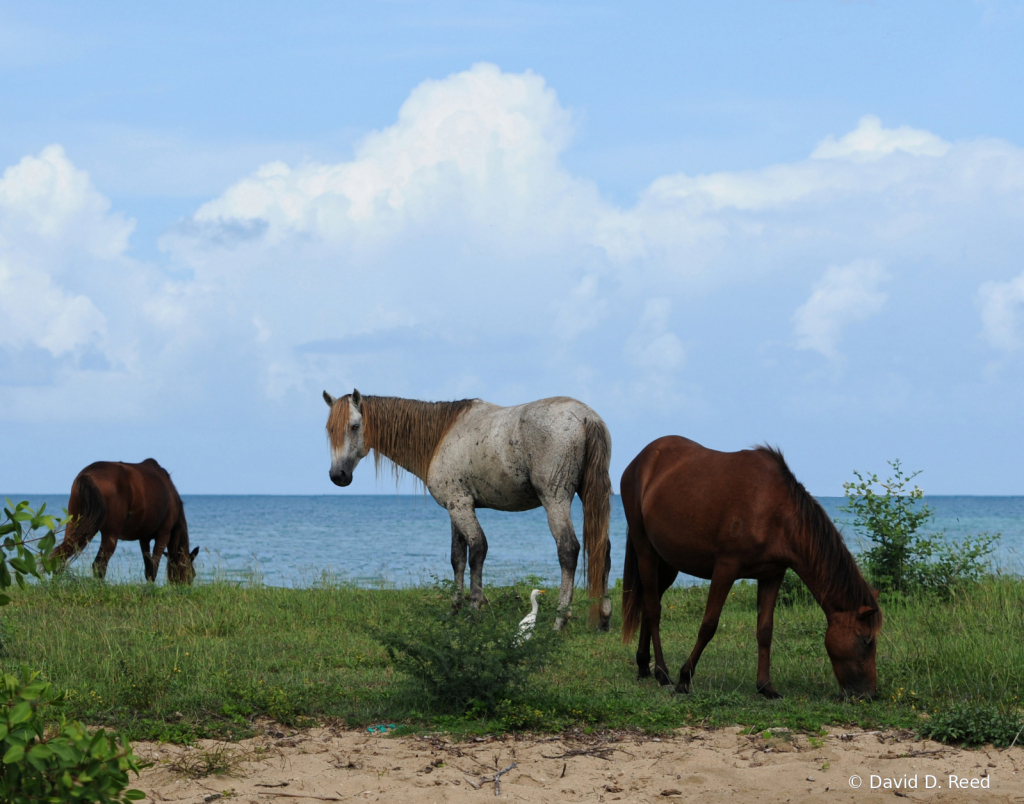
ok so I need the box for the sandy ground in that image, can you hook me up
[134,724,1024,803]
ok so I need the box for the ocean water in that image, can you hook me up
[6,493,1023,588]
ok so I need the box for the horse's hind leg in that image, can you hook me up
[92,531,118,580]
[541,499,579,630]
[448,505,488,610]
[450,521,468,607]
[676,567,735,694]
[755,573,786,699]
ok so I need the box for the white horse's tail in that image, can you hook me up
[581,417,612,625]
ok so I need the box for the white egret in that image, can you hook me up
[516,589,545,644]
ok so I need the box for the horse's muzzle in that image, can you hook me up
[329,468,352,487]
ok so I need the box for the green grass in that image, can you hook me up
[2,573,1022,743]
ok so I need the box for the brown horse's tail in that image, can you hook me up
[580,417,612,625]
[621,531,643,643]
[53,473,106,562]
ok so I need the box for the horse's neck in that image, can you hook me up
[787,533,863,617]
[363,396,468,483]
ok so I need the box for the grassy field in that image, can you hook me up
[2,574,1022,744]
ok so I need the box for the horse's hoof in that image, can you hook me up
[757,685,784,700]
[597,618,611,632]
[674,682,691,695]
[554,616,567,631]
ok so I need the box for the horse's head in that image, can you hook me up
[824,593,881,699]
[169,546,200,585]
[323,389,367,487]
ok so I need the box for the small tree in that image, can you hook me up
[841,463,998,597]
[1,500,145,803]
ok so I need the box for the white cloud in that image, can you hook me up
[978,272,1024,351]
[5,66,1024,449]
[0,145,187,421]
[811,115,951,162]
[0,146,131,360]
[0,256,106,356]
[177,63,585,249]
[0,145,133,258]
[793,260,889,359]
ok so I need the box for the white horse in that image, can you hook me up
[323,390,613,629]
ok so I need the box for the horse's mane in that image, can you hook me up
[757,445,881,631]
[361,395,475,483]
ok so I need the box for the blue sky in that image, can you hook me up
[2,1,1024,496]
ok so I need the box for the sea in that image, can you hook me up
[6,494,1023,588]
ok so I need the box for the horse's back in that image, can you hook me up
[72,459,180,539]
[430,396,607,510]
[623,436,793,577]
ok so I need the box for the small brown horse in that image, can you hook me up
[621,437,881,699]
[51,459,198,584]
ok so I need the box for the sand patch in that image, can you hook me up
[132,725,1023,803]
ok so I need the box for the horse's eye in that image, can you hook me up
[351,423,360,432]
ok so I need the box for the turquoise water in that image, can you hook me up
[6,494,1023,588]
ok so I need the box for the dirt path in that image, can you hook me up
[134,725,1023,803]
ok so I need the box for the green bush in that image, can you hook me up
[841,463,998,596]
[1,669,145,803]
[1,501,145,803]
[920,703,1024,747]
[375,584,562,715]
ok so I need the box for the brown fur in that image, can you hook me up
[620,435,881,698]
[52,459,196,584]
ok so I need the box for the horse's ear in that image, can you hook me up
[352,389,362,411]
[190,546,199,560]
[323,391,336,407]
[857,605,878,620]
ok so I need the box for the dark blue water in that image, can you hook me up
[5,495,1022,587]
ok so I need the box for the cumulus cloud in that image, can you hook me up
[978,272,1024,351]
[176,63,585,249]
[5,65,1024,460]
[0,146,131,361]
[792,260,889,359]
[0,145,187,421]
[0,144,133,258]
[0,256,106,356]
[153,65,1024,420]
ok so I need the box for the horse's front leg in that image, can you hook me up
[542,500,579,630]
[448,505,488,609]
[755,573,786,699]
[140,539,155,582]
[449,521,468,607]
[676,567,735,694]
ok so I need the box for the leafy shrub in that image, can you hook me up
[375,584,562,715]
[1,500,62,604]
[920,703,1024,747]
[841,463,998,596]
[1,668,145,803]
[1,501,145,803]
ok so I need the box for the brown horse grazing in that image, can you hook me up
[620,437,881,699]
[51,459,198,584]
